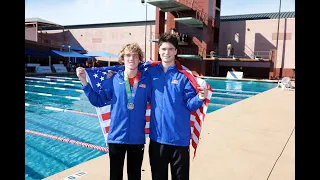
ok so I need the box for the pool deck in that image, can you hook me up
[44,86,295,180]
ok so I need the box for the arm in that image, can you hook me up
[183,80,204,112]
[82,78,113,107]
[76,67,114,107]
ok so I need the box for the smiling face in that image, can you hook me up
[118,43,144,70]
[123,50,140,70]
[159,42,177,64]
[158,33,179,65]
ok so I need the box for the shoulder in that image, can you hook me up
[106,71,121,84]
[173,67,192,83]
[145,63,161,72]
[140,70,152,81]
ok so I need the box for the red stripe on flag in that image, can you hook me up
[190,121,195,139]
[204,98,210,106]
[193,125,200,138]
[105,126,110,134]
[145,128,149,134]
[101,112,110,121]
[192,140,198,157]
[191,112,202,128]
[198,106,204,116]
[190,120,194,128]
[191,113,201,138]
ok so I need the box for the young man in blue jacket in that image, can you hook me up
[76,43,151,180]
[146,33,208,180]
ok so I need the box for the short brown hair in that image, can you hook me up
[118,43,144,64]
[158,32,178,49]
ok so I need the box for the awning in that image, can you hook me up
[51,50,89,58]
[84,51,118,58]
[43,50,61,57]
[25,48,48,56]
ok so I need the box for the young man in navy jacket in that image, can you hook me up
[146,33,208,180]
[76,43,151,180]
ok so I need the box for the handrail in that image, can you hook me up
[192,37,206,56]
[177,0,193,7]
[215,50,271,59]
[172,0,217,27]
[178,47,199,55]
[254,51,270,59]
[176,0,209,23]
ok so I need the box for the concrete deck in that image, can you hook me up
[44,87,295,180]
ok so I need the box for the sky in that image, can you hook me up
[25,0,295,26]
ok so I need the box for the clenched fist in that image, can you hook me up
[76,67,88,86]
[197,86,208,100]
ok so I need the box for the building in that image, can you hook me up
[217,11,295,79]
[25,17,70,67]
[26,2,294,79]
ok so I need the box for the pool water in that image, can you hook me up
[25,75,276,180]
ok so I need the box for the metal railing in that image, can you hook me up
[177,0,193,7]
[176,0,216,27]
[253,51,270,59]
[214,50,271,59]
[178,47,200,55]
[192,39,206,56]
[191,0,215,27]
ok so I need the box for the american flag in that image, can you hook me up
[85,61,212,159]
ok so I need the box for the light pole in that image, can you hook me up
[275,0,282,78]
[141,0,147,60]
[68,45,71,67]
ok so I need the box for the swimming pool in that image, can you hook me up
[25,75,277,180]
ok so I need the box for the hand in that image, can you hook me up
[197,87,208,100]
[106,70,114,79]
[76,67,88,86]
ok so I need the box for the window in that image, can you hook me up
[235,33,239,43]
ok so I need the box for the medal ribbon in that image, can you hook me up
[124,71,140,104]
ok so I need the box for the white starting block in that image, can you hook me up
[226,71,244,79]
[52,64,68,73]
[35,66,52,73]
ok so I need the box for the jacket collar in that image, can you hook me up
[115,69,146,82]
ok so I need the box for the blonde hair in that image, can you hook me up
[118,43,144,64]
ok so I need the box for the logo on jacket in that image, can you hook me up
[171,80,179,84]
[139,84,146,88]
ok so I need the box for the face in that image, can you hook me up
[159,42,177,63]
[123,50,140,70]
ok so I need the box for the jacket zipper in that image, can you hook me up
[126,73,146,143]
